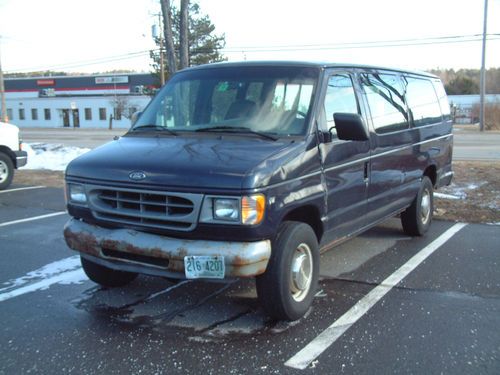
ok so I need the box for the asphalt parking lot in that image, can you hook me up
[1,182,499,374]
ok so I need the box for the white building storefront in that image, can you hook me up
[2,74,158,128]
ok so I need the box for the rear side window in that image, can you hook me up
[405,77,442,127]
[361,73,409,134]
[432,80,452,121]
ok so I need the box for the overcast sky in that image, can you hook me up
[0,0,499,74]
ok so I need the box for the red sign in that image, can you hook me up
[37,79,55,86]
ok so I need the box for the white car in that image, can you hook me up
[0,122,28,190]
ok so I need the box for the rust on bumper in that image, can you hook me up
[63,218,271,278]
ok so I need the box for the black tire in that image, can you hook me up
[256,221,319,321]
[0,152,14,190]
[81,256,138,287]
[401,176,434,236]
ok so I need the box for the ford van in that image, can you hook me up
[64,62,453,321]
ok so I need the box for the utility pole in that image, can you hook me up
[159,13,165,86]
[152,14,165,86]
[0,35,7,123]
[479,0,488,132]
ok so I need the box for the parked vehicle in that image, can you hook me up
[0,122,27,190]
[63,62,453,321]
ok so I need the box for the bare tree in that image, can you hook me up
[179,0,189,69]
[160,0,178,76]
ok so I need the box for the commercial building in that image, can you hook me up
[1,73,159,128]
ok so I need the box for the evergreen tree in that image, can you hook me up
[150,1,225,80]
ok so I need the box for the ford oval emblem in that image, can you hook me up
[129,171,147,181]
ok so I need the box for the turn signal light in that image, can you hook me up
[241,194,265,225]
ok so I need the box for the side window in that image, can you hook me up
[323,74,359,136]
[361,73,409,134]
[432,80,452,121]
[405,77,442,127]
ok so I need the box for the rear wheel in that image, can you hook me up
[256,221,319,321]
[81,256,138,287]
[0,153,14,190]
[401,176,434,236]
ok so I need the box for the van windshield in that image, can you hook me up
[132,66,319,137]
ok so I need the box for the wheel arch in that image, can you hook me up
[0,146,16,164]
[423,164,437,187]
[280,204,324,243]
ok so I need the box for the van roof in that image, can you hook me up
[182,61,438,79]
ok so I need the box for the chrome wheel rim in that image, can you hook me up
[420,189,431,225]
[0,160,8,183]
[290,243,313,302]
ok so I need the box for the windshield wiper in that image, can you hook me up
[195,126,278,141]
[130,125,177,136]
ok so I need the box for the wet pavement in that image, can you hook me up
[1,184,499,374]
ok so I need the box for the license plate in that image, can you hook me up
[184,256,225,279]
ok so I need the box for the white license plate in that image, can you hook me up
[184,256,225,279]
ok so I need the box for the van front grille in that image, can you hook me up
[87,185,203,231]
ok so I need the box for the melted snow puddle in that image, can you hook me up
[0,255,87,302]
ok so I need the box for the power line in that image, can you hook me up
[5,33,500,73]
[5,50,151,73]
[225,33,500,50]
[222,34,500,53]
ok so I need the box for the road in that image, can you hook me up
[1,184,499,374]
[453,127,500,161]
[19,126,500,161]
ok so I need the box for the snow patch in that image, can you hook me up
[0,255,82,292]
[0,256,87,302]
[434,192,463,200]
[20,143,90,171]
[436,181,488,201]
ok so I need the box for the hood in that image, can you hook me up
[66,134,304,191]
[0,122,20,134]
[0,122,20,150]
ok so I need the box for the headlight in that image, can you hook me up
[67,183,87,204]
[200,194,266,225]
[213,198,239,221]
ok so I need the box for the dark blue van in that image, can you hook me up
[64,61,453,321]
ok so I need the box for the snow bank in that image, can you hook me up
[20,143,90,171]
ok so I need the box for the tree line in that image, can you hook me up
[429,68,500,95]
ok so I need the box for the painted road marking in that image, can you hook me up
[0,256,191,303]
[285,222,468,370]
[0,211,67,227]
[0,186,46,194]
[0,269,86,302]
[0,256,86,302]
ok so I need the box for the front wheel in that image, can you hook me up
[81,256,138,287]
[0,153,14,190]
[256,221,319,321]
[401,176,434,236]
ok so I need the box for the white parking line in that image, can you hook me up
[0,211,67,227]
[0,186,46,194]
[285,222,468,370]
[0,256,87,303]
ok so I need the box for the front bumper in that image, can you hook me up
[63,218,271,279]
[14,150,28,168]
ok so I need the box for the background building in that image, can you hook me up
[448,94,500,124]
[2,73,159,128]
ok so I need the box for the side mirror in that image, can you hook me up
[333,113,369,141]
[130,111,143,126]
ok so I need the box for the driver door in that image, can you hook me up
[318,71,372,246]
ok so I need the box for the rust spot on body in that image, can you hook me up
[63,228,100,257]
